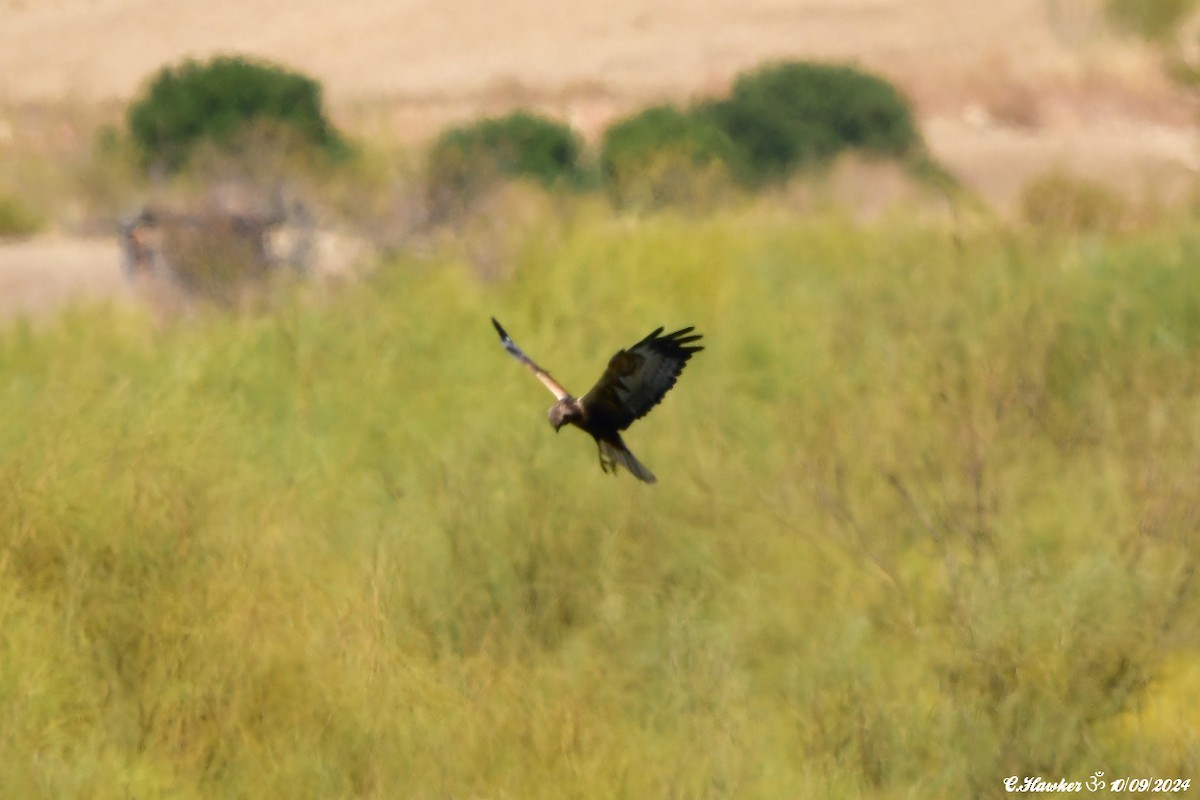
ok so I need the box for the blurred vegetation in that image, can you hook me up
[127,56,348,174]
[599,105,741,210]
[425,111,585,220]
[4,62,1198,797]
[0,193,45,237]
[703,61,924,185]
[1103,0,1198,40]
[1,200,1199,796]
[0,57,939,241]
[1019,170,1131,234]
[422,60,930,220]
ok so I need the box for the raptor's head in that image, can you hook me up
[547,398,581,432]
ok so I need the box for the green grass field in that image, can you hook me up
[2,201,1198,798]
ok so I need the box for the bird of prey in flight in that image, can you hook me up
[491,317,703,483]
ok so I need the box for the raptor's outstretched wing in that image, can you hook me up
[579,326,703,431]
[491,318,572,401]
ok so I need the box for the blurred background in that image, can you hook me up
[1,0,1198,314]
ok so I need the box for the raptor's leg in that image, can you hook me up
[596,440,616,474]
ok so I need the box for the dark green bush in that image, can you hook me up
[599,105,741,209]
[704,61,922,184]
[127,56,346,172]
[425,112,583,215]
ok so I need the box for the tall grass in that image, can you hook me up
[1,204,1198,798]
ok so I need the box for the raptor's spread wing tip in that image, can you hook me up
[490,317,572,401]
[492,318,524,361]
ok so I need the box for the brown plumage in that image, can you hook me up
[492,317,703,483]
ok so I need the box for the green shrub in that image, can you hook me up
[127,55,346,173]
[425,112,583,215]
[704,61,922,184]
[0,194,45,238]
[1020,171,1129,235]
[599,105,741,209]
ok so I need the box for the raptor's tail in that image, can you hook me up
[600,439,657,484]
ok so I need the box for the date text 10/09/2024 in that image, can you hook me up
[1004,775,1191,793]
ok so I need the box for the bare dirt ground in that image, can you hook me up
[0,236,130,317]
[0,0,1197,316]
[0,0,1103,101]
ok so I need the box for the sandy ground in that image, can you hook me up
[0,236,130,317]
[0,0,1107,104]
[0,0,1197,316]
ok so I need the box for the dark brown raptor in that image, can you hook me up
[491,318,703,483]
